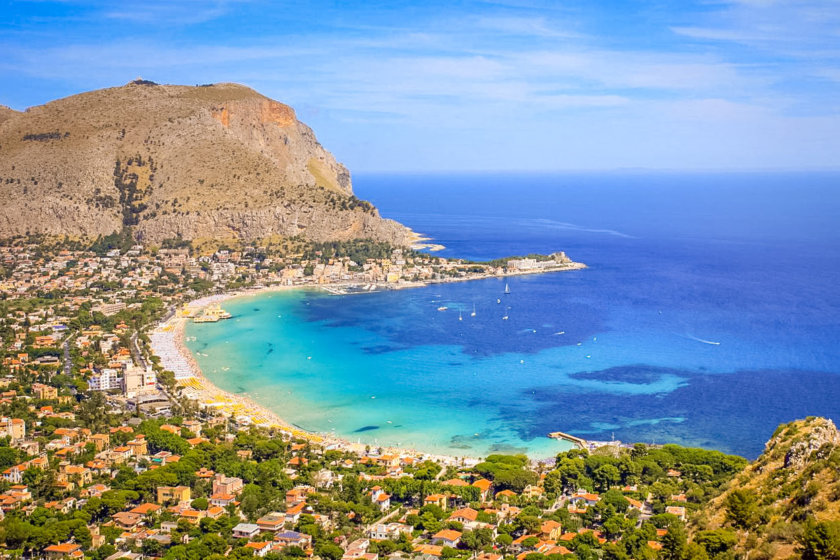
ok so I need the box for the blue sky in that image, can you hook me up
[1,0,839,172]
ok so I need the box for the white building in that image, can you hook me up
[88,368,122,391]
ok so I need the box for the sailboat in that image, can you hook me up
[504,283,511,294]
[470,304,476,317]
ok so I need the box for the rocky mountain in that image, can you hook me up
[0,81,411,245]
[0,105,20,126]
[691,417,840,559]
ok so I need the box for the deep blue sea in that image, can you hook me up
[188,172,840,459]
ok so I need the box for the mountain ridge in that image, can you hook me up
[0,80,411,245]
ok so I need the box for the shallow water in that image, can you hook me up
[187,172,840,458]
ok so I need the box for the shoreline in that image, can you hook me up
[149,286,485,465]
[148,263,586,464]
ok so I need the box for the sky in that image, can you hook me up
[1,0,839,172]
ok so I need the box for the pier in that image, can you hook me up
[547,431,588,449]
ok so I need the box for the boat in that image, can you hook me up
[437,306,448,311]
[502,307,509,320]
[458,311,463,321]
[470,304,476,317]
[496,298,501,304]
[504,283,510,294]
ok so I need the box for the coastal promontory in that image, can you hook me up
[0,81,411,245]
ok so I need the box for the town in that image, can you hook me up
[0,234,747,560]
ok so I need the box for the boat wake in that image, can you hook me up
[683,334,721,346]
[530,218,636,238]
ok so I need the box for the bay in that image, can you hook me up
[187,172,840,458]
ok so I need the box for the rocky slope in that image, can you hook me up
[692,417,840,559]
[0,81,411,244]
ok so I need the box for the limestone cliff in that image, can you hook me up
[0,81,410,244]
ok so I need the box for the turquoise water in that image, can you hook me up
[187,172,840,459]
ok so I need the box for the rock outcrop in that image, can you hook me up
[0,81,411,244]
[693,417,840,559]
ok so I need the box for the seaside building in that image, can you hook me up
[88,369,122,392]
[123,365,157,397]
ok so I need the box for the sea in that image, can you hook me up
[186,171,840,459]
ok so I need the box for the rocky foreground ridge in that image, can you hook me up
[0,81,411,244]
[693,417,840,559]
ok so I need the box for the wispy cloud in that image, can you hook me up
[1,0,838,171]
[102,0,248,25]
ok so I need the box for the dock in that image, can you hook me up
[547,431,588,449]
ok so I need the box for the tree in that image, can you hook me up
[316,544,344,560]
[696,529,737,559]
[724,489,760,530]
[661,524,687,560]
[592,464,621,492]
[800,521,840,560]
[496,533,513,549]
[191,497,209,511]
[142,538,164,556]
[684,542,710,560]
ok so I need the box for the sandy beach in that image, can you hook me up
[149,286,476,466]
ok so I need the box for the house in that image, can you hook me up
[112,511,143,529]
[90,433,110,451]
[343,539,372,560]
[432,529,462,548]
[130,503,161,517]
[245,542,272,557]
[665,506,687,521]
[372,491,391,511]
[540,520,562,541]
[182,419,202,436]
[180,509,205,524]
[570,492,600,507]
[157,486,191,505]
[472,479,492,501]
[256,512,286,534]
[210,492,237,507]
[196,467,215,479]
[206,505,225,519]
[413,544,443,557]
[110,446,133,463]
[368,523,412,541]
[449,507,478,524]
[522,485,544,499]
[285,501,307,525]
[274,530,313,549]
[512,534,540,552]
[60,464,92,486]
[424,493,448,509]
[44,543,83,559]
[288,456,309,468]
[495,489,517,501]
[286,486,313,507]
[213,472,244,496]
[0,418,25,440]
[232,522,261,539]
[33,383,58,400]
[126,438,148,456]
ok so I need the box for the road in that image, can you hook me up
[363,506,403,533]
[62,335,73,376]
[130,332,147,369]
